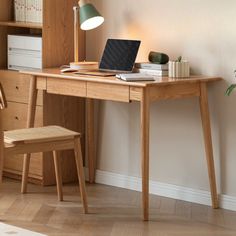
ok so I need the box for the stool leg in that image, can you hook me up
[21,154,31,193]
[53,151,63,201]
[74,137,88,214]
[0,148,4,184]
[0,113,4,183]
[22,76,38,194]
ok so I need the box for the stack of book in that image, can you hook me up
[134,62,169,77]
[14,0,43,23]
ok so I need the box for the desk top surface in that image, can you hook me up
[21,68,222,87]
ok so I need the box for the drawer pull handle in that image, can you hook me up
[15,86,19,90]
[15,116,19,120]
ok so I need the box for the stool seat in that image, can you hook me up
[4,126,80,145]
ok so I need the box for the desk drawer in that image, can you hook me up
[2,101,43,131]
[0,70,43,105]
[47,78,86,97]
[87,82,130,102]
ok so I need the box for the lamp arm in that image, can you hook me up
[74,0,90,62]
[73,6,79,62]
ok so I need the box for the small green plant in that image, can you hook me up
[176,56,182,62]
[225,70,236,96]
[226,84,236,96]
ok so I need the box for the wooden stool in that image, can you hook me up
[3,126,88,213]
[0,84,88,213]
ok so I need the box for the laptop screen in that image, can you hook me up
[99,39,141,72]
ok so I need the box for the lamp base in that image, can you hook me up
[70,61,98,70]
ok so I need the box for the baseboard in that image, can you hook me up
[85,168,236,212]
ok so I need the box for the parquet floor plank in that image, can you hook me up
[0,179,235,236]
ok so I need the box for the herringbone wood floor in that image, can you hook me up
[0,178,236,236]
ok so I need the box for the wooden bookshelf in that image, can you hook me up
[0,21,42,29]
[0,0,86,186]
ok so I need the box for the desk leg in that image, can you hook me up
[199,82,218,208]
[21,76,38,193]
[86,98,96,183]
[0,111,4,183]
[141,89,150,221]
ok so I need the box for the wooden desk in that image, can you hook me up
[21,68,221,220]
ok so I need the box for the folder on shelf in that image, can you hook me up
[8,35,42,71]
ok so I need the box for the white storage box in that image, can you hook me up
[8,35,42,70]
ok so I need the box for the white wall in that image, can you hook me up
[86,0,236,198]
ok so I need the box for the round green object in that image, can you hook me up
[148,51,169,64]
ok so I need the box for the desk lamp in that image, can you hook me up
[71,0,104,69]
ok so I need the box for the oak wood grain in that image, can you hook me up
[199,82,218,209]
[47,77,86,97]
[140,88,150,221]
[0,21,42,29]
[53,151,63,201]
[21,68,222,87]
[87,82,130,102]
[21,76,38,193]
[43,0,85,67]
[149,82,200,102]
[86,98,96,183]
[0,70,43,105]
[0,180,233,235]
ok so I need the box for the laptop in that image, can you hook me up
[74,39,141,77]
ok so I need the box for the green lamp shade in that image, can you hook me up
[80,3,104,30]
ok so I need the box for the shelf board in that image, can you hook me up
[0,69,19,75]
[0,21,42,29]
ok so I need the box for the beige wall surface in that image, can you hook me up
[86,0,236,197]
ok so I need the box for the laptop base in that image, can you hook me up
[74,70,116,77]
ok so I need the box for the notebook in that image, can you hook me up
[116,73,155,81]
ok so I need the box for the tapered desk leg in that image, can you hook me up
[140,88,150,221]
[0,111,4,183]
[21,76,38,193]
[86,98,96,183]
[199,82,218,208]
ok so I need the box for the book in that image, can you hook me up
[135,62,168,70]
[31,0,35,22]
[15,0,25,22]
[36,0,40,23]
[16,0,22,21]
[14,0,20,21]
[25,0,31,22]
[22,0,26,21]
[38,0,43,23]
[134,68,168,76]
[116,73,155,82]
[32,0,36,23]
